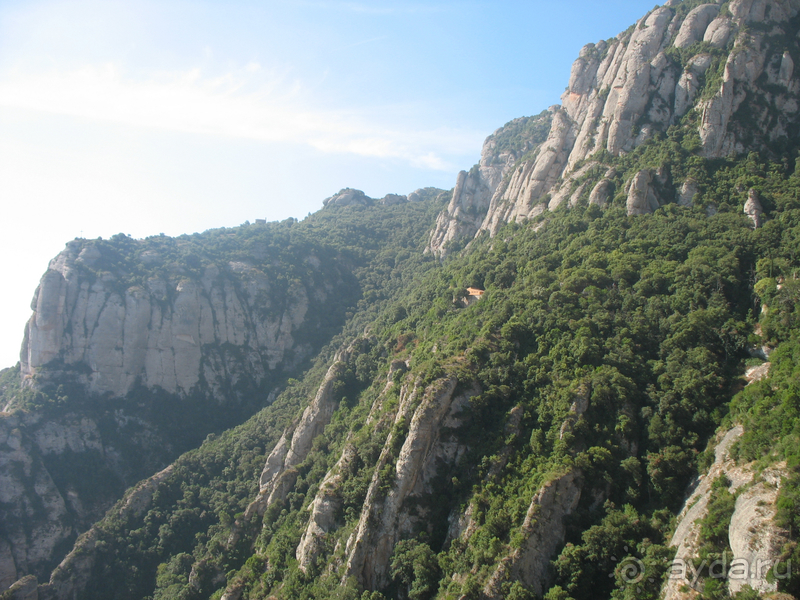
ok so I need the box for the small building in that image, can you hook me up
[255,219,267,225]
[463,287,485,306]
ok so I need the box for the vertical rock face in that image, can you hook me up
[663,425,789,599]
[3,233,354,595]
[426,112,553,256]
[482,470,583,599]
[744,188,765,228]
[626,170,662,215]
[343,376,472,589]
[432,0,800,247]
[18,237,341,401]
[0,406,172,593]
[253,343,357,513]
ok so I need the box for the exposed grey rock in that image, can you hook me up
[344,377,474,589]
[664,425,790,599]
[663,426,743,600]
[678,179,699,206]
[296,445,357,570]
[480,109,575,235]
[744,188,764,228]
[728,465,789,595]
[3,575,37,600]
[245,343,356,521]
[673,5,720,48]
[435,0,800,251]
[482,470,583,599]
[37,465,174,600]
[427,113,552,256]
[704,16,735,48]
[589,179,615,207]
[323,188,370,207]
[626,170,661,215]
[427,169,495,256]
[19,239,318,400]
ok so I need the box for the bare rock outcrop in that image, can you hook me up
[427,112,553,256]
[0,410,146,594]
[728,466,789,595]
[36,465,175,600]
[19,238,330,400]
[678,179,699,206]
[242,343,356,523]
[344,376,473,589]
[433,0,800,249]
[626,170,662,215]
[673,5,720,48]
[3,575,38,600]
[295,445,357,570]
[663,425,790,600]
[589,178,615,208]
[482,470,583,599]
[663,426,744,600]
[323,188,370,207]
[744,188,765,228]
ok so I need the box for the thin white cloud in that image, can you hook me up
[0,64,479,170]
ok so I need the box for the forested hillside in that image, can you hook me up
[4,1,800,599]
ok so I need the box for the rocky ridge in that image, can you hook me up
[429,0,800,254]
[2,229,355,593]
[426,112,553,255]
[663,425,790,599]
[324,187,444,208]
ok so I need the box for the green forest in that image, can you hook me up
[7,135,796,600]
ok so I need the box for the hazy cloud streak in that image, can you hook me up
[0,64,478,170]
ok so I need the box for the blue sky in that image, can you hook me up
[0,0,658,367]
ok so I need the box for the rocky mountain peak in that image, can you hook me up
[429,0,800,255]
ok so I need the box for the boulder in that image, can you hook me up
[626,170,661,215]
[744,188,764,228]
[589,179,615,208]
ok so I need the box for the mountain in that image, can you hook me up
[429,0,800,254]
[3,1,800,599]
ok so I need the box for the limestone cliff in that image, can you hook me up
[432,0,800,247]
[0,402,173,591]
[664,425,790,599]
[2,229,356,594]
[18,237,335,400]
[426,112,553,256]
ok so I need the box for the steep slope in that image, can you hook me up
[6,1,800,599]
[430,0,800,252]
[426,111,553,256]
[29,170,800,599]
[0,194,447,595]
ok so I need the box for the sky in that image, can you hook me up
[0,0,658,368]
